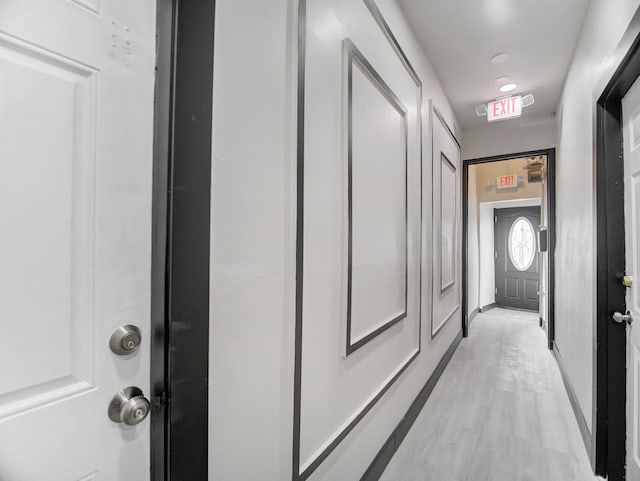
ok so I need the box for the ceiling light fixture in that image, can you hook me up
[494,76,510,85]
[521,93,535,107]
[490,53,509,64]
[500,83,517,93]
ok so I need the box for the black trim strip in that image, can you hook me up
[151,1,213,479]
[433,106,461,148]
[345,38,409,355]
[299,349,420,480]
[439,152,457,294]
[150,1,175,479]
[479,303,497,312]
[362,0,420,86]
[554,343,592,457]
[360,331,463,481]
[291,0,306,478]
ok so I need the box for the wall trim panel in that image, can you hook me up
[292,1,424,480]
[439,152,457,293]
[431,107,460,339]
[345,38,409,355]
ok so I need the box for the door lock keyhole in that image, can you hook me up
[109,324,142,355]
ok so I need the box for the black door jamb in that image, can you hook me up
[461,148,556,345]
[151,1,215,479]
[594,29,640,481]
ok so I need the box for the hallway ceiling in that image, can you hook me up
[397,0,591,130]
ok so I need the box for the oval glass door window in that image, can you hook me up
[508,217,536,271]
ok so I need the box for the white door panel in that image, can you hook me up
[0,1,155,479]
[623,73,640,481]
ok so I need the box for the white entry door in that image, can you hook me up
[623,74,640,481]
[0,1,156,480]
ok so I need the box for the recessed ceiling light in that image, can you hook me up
[494,76,510,85]
[491,53,509,64]
[500,83,517,93]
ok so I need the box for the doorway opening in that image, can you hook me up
[462,149,556,347]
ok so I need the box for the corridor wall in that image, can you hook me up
[555,0,640,435]
[461,116,556,162]
[209,0,461,480]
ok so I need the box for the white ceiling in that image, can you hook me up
[397,0,591,130]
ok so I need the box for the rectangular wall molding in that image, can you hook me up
[293,1,424,480]
[345,38,409,355]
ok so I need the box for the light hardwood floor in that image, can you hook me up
[379,307,601,481]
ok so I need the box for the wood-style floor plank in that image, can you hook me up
[379,308,601,481]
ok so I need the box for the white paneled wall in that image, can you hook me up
[209,0,461,479]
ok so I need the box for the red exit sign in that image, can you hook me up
[487,96,522,122]
[497,175,516,189]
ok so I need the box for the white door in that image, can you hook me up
[0,1,156,480]
[623,74,640,481]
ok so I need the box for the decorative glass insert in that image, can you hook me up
[508,217,536,271]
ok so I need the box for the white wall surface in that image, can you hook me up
[555,0,640,432]
[467,165,480,314]
[478,203,495,309]
[461,115,556,161]
[209,1,296,479]
[209,0,461,480]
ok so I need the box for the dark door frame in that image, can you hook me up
[461,148,556,346]
[151,0,215,479]
[594,30,640,481]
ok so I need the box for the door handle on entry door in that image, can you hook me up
[613,311,634,325]
[108,386,151,425]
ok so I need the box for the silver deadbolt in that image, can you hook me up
[109,324,141,355]
[613,311,634,325]
[108,386,151,426]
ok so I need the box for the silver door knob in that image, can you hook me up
[108,387,151,425]
[109,324,142,355]
[613,311,633,325]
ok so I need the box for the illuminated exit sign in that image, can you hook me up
[487,96,522,122]
[497,175,516,189]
